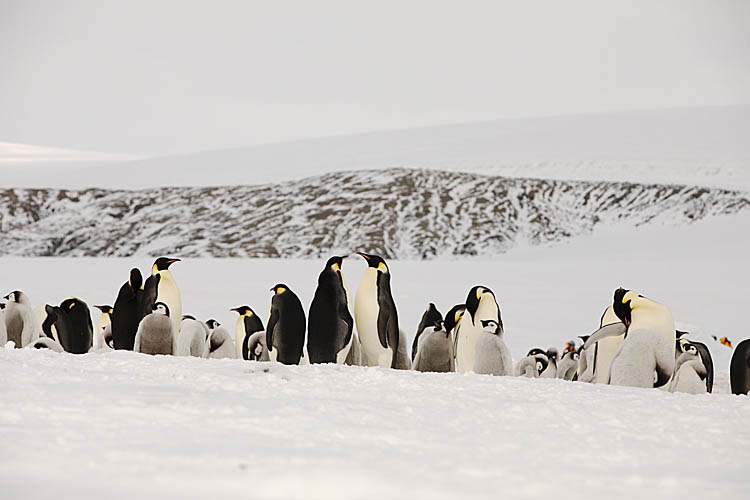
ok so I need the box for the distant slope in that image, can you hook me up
[1,106,749,190]
[0,141,135,164]
[1,168,747,259]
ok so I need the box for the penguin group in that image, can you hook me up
[3,254,748,397]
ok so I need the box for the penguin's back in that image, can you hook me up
[473,332,512,376]
[136,315,175,355]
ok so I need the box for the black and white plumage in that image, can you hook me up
[134,302,177,355]
[243,330,270,361]
[142,257,182,335]
[353,253,410,369]
[307,256,355,364]
[473,319,513,376]
[675,337,714,393]
[557,350,580,381]
[267,284,306,365]
[3,290,39,348]
[412,320,454,373]
[111,268,144,350]
[456,286,502,373]
[730,338,750,395]
[93,305,113,351]
[231,306,265,360]
[669,340,709,394]
[205,319,236,359]
[412,303,443,362]
[0,304,7,345]
[517,349,553,378]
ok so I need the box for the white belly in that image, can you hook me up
[455,314,481,373]
[157,275,182,334]
[234,318,246,359]
[594,333,624,384]
[354,272,391,367]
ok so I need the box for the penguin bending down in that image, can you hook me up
[134,302,177,355]
[205,319,237,359]
[456,286,502,373]
[93,305,113,350]
[473,319,513,376]
[557,350,580,381]
[730,338,750,395]
[412,320,454,373]
[669,341,708,394]
[591,305,626,384]
[585,288,675,388]
[48,298,93,354]
[177,316,209,357]
[353,253,410,369]
[3,291,39,348]
[111,268,144,350]
[266,285,306,364]
[516,354,549,378]
[142,257,182,335]
[231,306,265,360]
[576,335,595,383]
[307,256,356,364]
[412,303,443,362]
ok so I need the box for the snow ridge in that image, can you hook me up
[0,168,747,259]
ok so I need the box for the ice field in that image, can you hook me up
[1,211,748,499]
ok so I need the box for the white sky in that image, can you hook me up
[1,0,748,156]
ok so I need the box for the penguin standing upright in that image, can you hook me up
[473,319,513,376]
[674,337,714,393]
[669,341,709,394]
[142,257,182,335]
[266,284,306,365]
[412,320,454,373]
[205,319,237,359]
[111,268,144,350]
[585,288,675,388]
[353,253,410,369]
[3,291,39,348]
[231,306,265,360]
[443,304,466,360]
[134,302,177,355]
[93,305,113,350]
[307,256,355,364]
[455,286,502,373]
[412,303,443,362]
[591,305,626,384]
[730,338,750,395]
[557,350,580,381]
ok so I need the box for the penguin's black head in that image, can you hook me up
[44,304,58,321]
[94,305,113,314]
[0,303,5,310]
[60,298,82,312]
[357,252,388,272]
[465,286,493,325]
[546,348,559,362]
[153,257,180,272]
[676,330,689,338]
[153,302,170,317]
[206,318,220,330]
[480,319,500,335]
[444,304,466,334]
[129,268,143,290]
[182,314,196,321]
[231,305,253,315]
[325,256,346,271]
[270,284,289,295]
[527,348,546,357]
[613,287,632,327]
[4,290,21,302]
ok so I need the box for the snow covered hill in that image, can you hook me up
[0,168,747,259]
[2,106,748,190]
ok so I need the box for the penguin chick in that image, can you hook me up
[243,330,271,362]
[412,303,443,362]
[669,342,708,394]
[473,319,513,376]
[576,334,595,383]
[134,302,177,355]
[517,355,549,378]
[412,320,454,373]
[557,350,580,381]
[206,320,237,359]
[177,317,209,357]
[267,284,306,365]
[3,290,39,348]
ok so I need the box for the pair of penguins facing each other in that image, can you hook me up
[1,290,94,354]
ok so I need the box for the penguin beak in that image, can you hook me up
[167,258,181,266]
[230,307,241,313]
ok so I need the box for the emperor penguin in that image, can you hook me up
[557,350,580,381]
[143,257,182,335]
[134,302,177,355]
[473,319,513,376]
[307,256,356,364]
[93,305,113,350]
[456,286,502,373]
[443,304,466,359]
[516,353,549,378]
[176,316,209,357]
[411,303,443,362]
[231,306,265,360]
[111,268,144,350]
[576,335,596,383]
[730,338,750,395]
[585,288,675,388]
[675,337,714,393]
[243,330,270,361]
[591,305,626,384]
[267,284,306,365]
[669,340,709,394]
[57,298,94,354]
[205,319,237,359]
[353,253,410,369]
[412,320,454,373]
[3,291,39,348]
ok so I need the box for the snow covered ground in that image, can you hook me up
[1,209,748,499]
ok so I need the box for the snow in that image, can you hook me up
[0,141,135,164]
[2,106,749,190]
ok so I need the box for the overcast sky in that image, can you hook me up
[1,0,748,156]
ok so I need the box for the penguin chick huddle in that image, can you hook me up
[2,255,749,396]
